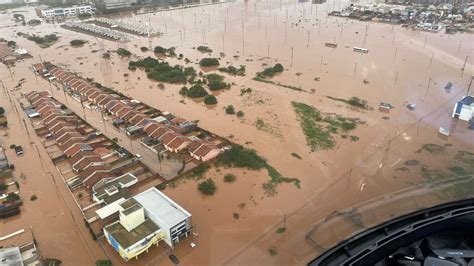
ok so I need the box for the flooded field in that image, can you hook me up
[1,0,473,265]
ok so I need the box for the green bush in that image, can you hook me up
[130,57,195,83]
[218,65,246,76]
[154,46,175,56]
[236,110,244,118]
[43,258,62,266]
[225,105,235,115]
[0,107,5,116]
[156,183,166,190]
[95,260,112,266]
[199,58,220,67]
[102,53,110,59]
[116,48,132,57]
[208,81,228,91]
[224,174,236,183]
[205,73,224,82]
[30,195,38,201]
[128,66,136,71]
[257,63,284,78]
[140,46,149,52]
[154,46,167,54]
[0,183,7,191]
[204,95,217,105]
[70,39,86,46]
[181,85,208,98]
[198,178,217,195]
[269,246,278,256]
[197,46,213,53]
[7,41,16,48]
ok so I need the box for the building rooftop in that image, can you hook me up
[459,95,474,106]
[0,247,22,266]
[133,187,191,228]
[104,219,160,249]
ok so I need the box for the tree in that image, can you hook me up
[70,39,86,46]
[273,63,284,72]
[0,107,5,116]
[183,85,208,98]
[204,95,217,105]
[199,58,220,67]
[225,105,235,115]
[236,110,245,118]
[0,183,7,191]
[198,178,216,195]
[154,46,167,54]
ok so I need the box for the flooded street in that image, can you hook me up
[1,0,473,265]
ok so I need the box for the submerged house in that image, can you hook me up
[452,95,474,121]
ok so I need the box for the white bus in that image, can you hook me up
[353,47,369,53]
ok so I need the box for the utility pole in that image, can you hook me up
[467,77,473,95]
[290,46,294,67]
[429,53,434,69]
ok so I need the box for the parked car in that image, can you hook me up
[14,146,24,157]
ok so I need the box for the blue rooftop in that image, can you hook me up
[459,95,474,105]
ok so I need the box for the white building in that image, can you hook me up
[36,5,93,18]
[134,187,192,247]
[452,95,474,121]
[103,198,165,261]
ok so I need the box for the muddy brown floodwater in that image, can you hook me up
[0,0,473,265]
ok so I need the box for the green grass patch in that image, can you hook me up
[292,102,361,151]
[268,246,278,256]
[253,76,304,92]
[276,227,287,234]
[326,96,372,110]
[417,144,446,154]
[216,145,300,195]
[23,33,58,48]
[224,173,236,183]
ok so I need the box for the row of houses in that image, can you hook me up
[33,62,223,162]
[24,90,119,189]
[23,90,193,262]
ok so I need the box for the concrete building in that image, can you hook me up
[0,243,41,266]
[103,198,165,261]
[452,95,474,121]
[134,187,192,247]
[95,0,134,10]
[36,5,93,18]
